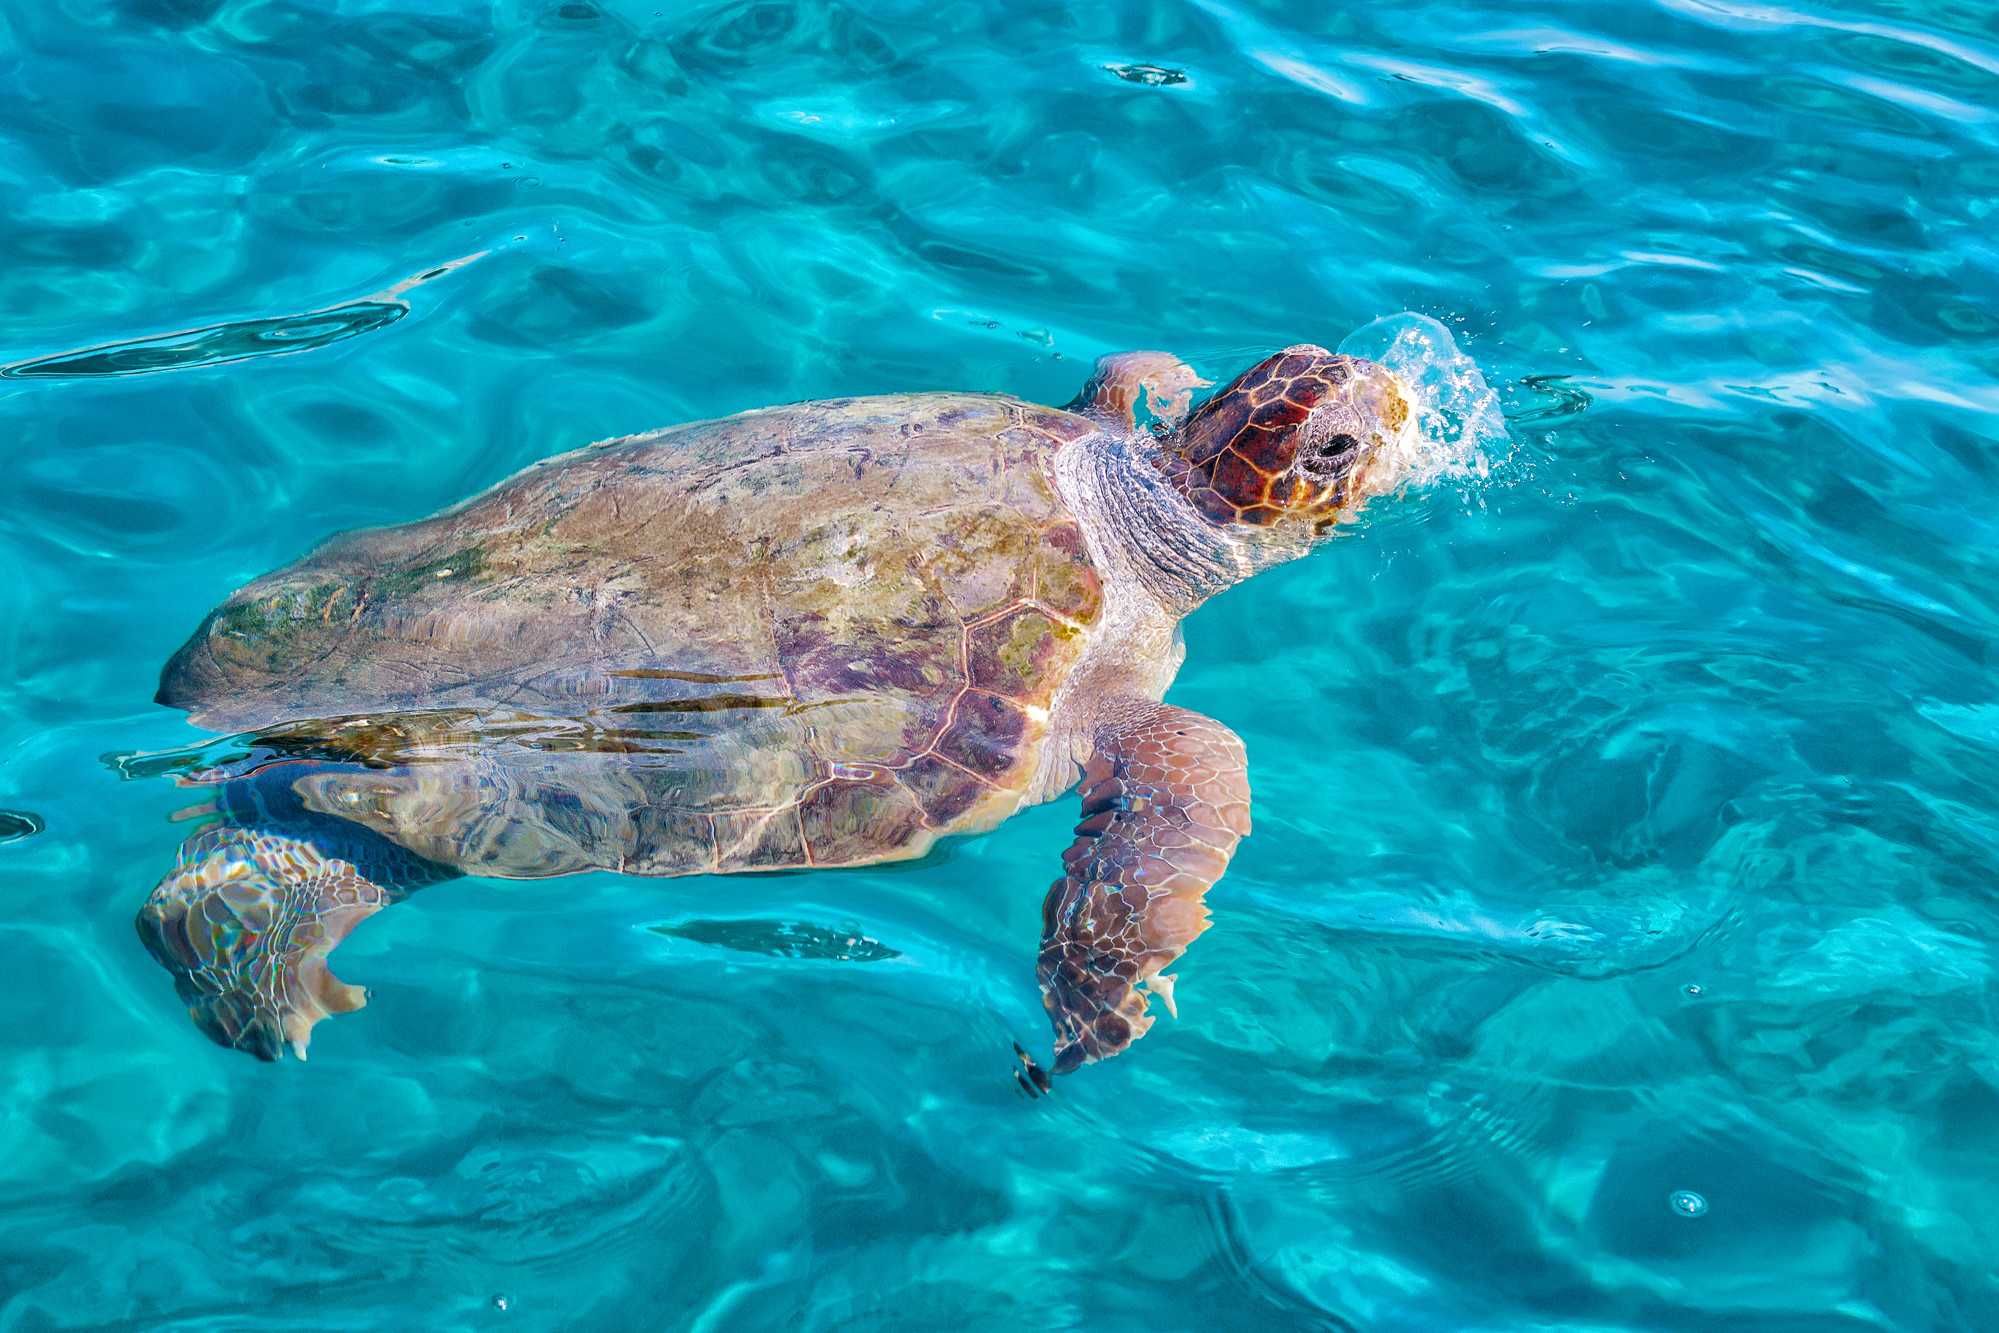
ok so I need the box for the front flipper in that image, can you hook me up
[138,825,431,1060]
[1067,351,1211,434]
[1037,701,1251,1073]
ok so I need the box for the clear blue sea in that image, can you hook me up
[4,0,1999,1328]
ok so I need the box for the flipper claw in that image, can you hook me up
[1012,1040,1052,1097]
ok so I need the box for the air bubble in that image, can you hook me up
[1684,983,1702,996]
[492,1293,512,1312]
[1668,1190,1708,1217]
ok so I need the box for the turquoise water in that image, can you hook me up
[4,0,1999,1326]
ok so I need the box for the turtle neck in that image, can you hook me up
[1053,428,1261,619]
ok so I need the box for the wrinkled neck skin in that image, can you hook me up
[1023,426,1313,805]
[1059,426,1318,614]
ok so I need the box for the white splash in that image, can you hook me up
[1339,312,1510,493]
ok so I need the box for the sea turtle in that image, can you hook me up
[138,342,1417,1075]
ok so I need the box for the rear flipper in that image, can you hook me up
[138,825,427,1060]
[1037,701,1251,1073]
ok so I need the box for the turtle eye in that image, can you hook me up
[1297,433,1360,476]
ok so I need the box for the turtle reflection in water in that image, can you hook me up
[141,343,1418,1076]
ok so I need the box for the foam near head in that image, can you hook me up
[1337,312,1510,496]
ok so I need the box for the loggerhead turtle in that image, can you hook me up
[138,343,1416,1075]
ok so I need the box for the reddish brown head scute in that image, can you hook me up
[1168,344,1411,528]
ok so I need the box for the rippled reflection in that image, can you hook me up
[1,253,482,379]
[2,302,406,378]
[650,918,902,962]
[1105,63,1189,87]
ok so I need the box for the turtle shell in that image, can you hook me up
[158,393,1110,877]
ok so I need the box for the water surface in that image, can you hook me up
[3,0,1998,1329]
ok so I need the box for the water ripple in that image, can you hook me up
[648,918,902,963]
[4,0,1999,1327]
[2,301,407,379]
[1,252,482,379]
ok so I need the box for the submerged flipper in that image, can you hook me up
[1037,700,1251,1073]
[140,827,399,1059]
[1067,351,1211,433]
[137,764,457,1060]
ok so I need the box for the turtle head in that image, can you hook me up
[1159,344,1414,538]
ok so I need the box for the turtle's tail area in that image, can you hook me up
[137,826,402,1061]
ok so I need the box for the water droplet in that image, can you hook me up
[1669,1190,1708,1217]
[1683,983,1702,996]
[492,1293,512,1312]
[1336,312,1508,489]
